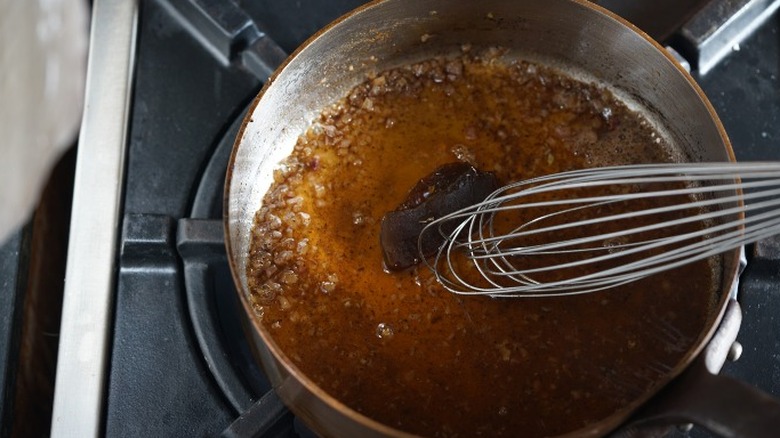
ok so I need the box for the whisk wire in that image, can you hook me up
[471,178,780,252]
[421,162,780,297]
[476,186,780,263]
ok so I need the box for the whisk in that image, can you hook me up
[420,162,780,298]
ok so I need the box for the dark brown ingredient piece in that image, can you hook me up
[380,162,500,271]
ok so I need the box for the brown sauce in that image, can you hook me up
[246,50,718,437]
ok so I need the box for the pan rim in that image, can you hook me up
[223,0,739,436]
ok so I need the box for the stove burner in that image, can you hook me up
[175,98,328,435]
[172,93,775,436]
[52,0,780,436]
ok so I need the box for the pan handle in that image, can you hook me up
[627,368,780,438]
[617,300,780,437]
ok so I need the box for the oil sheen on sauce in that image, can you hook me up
[246,50,718,437]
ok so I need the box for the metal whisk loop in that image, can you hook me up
[421,162,780,298]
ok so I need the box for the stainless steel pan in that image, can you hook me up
[225,0,780,435]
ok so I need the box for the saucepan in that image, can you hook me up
[224,0,780,436]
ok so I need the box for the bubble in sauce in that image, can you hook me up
[251,303,265,319]
[375,323,395,339]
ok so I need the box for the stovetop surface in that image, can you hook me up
[102,0,780,436]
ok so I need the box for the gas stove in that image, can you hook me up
[1,0,778,437]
